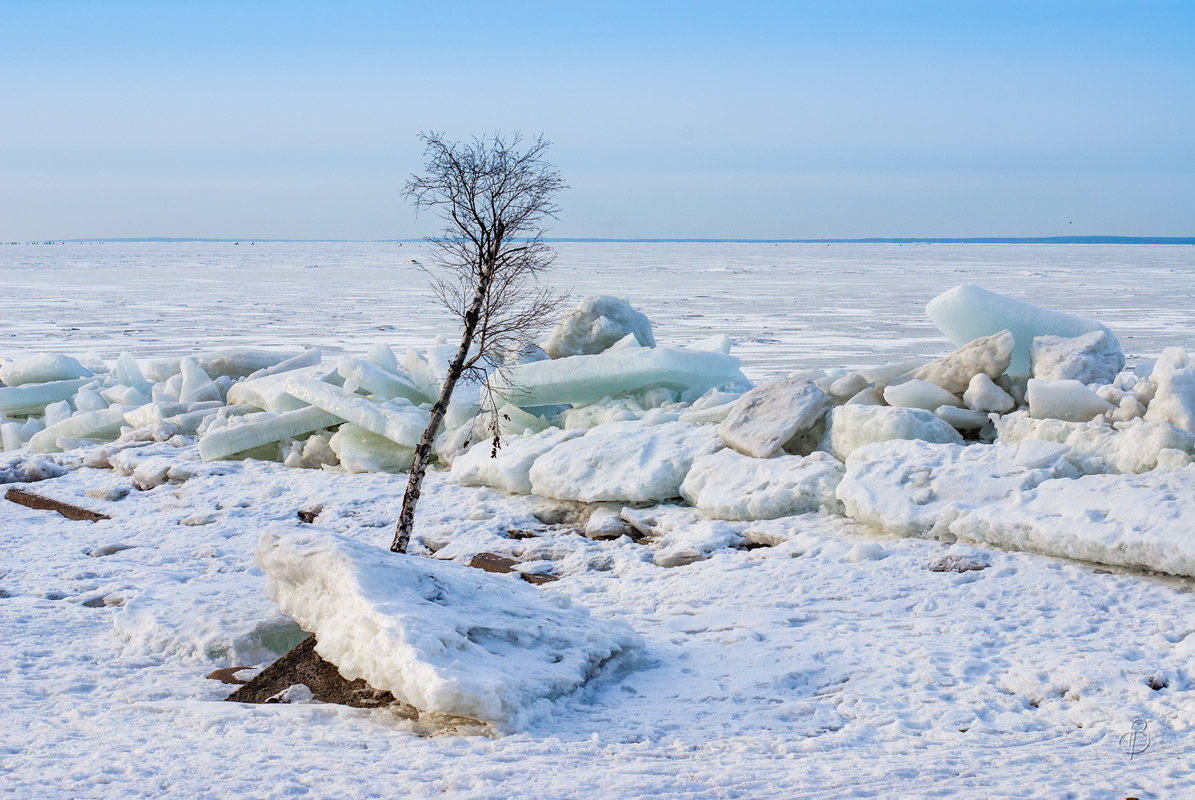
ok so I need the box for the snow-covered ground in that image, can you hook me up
[3,242,1195,799]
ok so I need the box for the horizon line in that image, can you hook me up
[5,235,1195,246]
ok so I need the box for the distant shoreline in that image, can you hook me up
[7,236,1195,245]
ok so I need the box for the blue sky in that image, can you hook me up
[1,1,1192,239]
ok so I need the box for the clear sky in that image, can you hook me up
[1,0,1192,240]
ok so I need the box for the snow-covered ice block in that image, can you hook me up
[1030,330,1122,385]
[489,347,745,409]
[255,528,642,728]
[882,379,961,412]
[179,357,222,403]
[328,423,415,473]
[680,448,844,520]
[336,356,428,404]
[113,584,305,665]
[994,412,1194,474]
[0,378,92,417]
[452,427,584,494]
[963,373,1015,413]
[837,440,1072,538]
[226,363,340,413]
[286,375,430,448]
[0,353,92,387]
[822,405,963,461]
[950,466,1195,577]
[198,406,343,461]
[543,296,655,359]
[909,330,1014,394]
[1014,439,1071,468]
[1143,347,1195,433]
[716,377,830,458]
[620,505,747,567]
[28,407,131,453]
[529,420,721,503]
[927,284,1123,376]
[1027,378,1116,422]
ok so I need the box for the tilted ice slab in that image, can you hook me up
[28,407,132,453]
[0,353,92,387]
[452,427,584,495]
[336,356,428,405]
[681,448,845,521]
[198,406,344,461]
[226,363,340,413]
[951,465,1195,578]
[1027,378,1115,422]
[0,378,93,417]
[328,423,415,473]
[994,412,1194,474]
[255,528,643,728]
[285,376,430,448]
[927,284,1123,376]
[716,377,830,458]
[488,347,746,409]
[908,330,1014,395]
[529,420,722,503]
[837,440,1074,538]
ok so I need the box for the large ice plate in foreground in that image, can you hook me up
[927,284,1123,376]
[529,420,721,502]
[488,347,745,409]
[255,528,642,728]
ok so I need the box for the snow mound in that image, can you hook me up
[255,528,643,728]
[994,412,1195,474]
[681,448,844,520]
[529,420,721,502]
[542,295,655,358]
[951,465,1195,577]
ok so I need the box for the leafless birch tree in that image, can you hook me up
[391,132,565,554]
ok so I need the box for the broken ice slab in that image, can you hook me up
[1026,378,1116,423]
[115,352,152,395]
[244,348,323,381]
[143,348,303,382]
[927,284,1123,376]
[28,407,132,453]
[124,400,223,429]
[717,378,831,459]
[452,427,584,494]
[179,358,222,403]
[198,406,344,461]
[823,405,964,461]
[909,330,1014,395]
[255,528,642,728]
[0,353,92,387]
[329,423,415,473]
[285,376,430,448]
[225,363,342,413]
[487,347,746,409]
[336,357,429,405]
[0,378,93,417]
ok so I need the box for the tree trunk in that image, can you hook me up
[391,238,501,553]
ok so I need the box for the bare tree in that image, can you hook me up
[391,132,565,554]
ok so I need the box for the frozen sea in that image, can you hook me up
[4,240,1194,376]
[4,241,1195,800]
